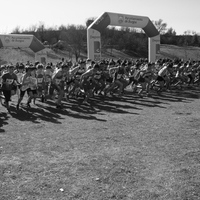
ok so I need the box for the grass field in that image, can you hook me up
[1,86,200,199]
[1,45,200,199]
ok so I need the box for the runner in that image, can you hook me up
[80,63,100,104]
[36,63,45,102]
[16,65,34,110]
[156,62,172,92]
[15,63,25,99]
[1,65,19,112]
[29,66,38,105]
[44,64,53,101]
[104,61,126,96]
[137,63,154,96]
[68,61,85,98]
[93,62,104,95]
[49,63,69,108]
[0,65,6,105]
[103,61,118,96]
[94,61,108,95]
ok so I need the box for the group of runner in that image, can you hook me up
[0,58,200,112]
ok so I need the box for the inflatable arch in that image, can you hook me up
[0,34,46,64]
[0,34,45,53]
[87,12,160,62]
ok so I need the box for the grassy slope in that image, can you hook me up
[160,45,200,61]
[1,44,200,65]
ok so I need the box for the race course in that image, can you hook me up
[1,87,200,200]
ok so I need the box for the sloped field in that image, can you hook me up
[1,44,200,65]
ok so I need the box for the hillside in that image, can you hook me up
[160,44,200,61]
[1,44,200,65]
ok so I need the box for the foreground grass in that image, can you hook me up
[1,88,200,199]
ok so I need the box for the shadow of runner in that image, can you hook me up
[64,109,107,122]
[152,85,200,102]
[114,95,167,109]
[9,104,63,124]
[6,85,199,124]
[152,92,195,103]
[68,96,141,115]
[0,112,9,133]
[170,89,200,99]
[36,103,107,122]
[94,93,167,109]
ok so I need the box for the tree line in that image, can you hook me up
[12,19,200,61]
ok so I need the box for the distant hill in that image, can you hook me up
[160,44,200,60]
[1,44,200,65]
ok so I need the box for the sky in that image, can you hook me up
[1,0,200,35]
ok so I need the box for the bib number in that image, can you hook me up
[37,78,43,83]
[6,79,13,84]
[55,79,61,85]
[117,74,122,79]
[45,77,51,82]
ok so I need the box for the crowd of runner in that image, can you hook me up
[0,57,200,113]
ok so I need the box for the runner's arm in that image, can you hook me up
[13,74,20,85]
[1,74,7,84]
[52,71,61,84]
[80,69,92,81]
[69,65,80,77]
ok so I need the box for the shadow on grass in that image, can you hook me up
[9,103,63,124]
[67,95,141,115]
[170,86,200,100]
[147,87,199,103]
[125,85,200,103]
[5,101,107,123]
[43,103,108,122]
[118,94,168,109]
[151,92,191,103]
[4,85,199,124]
[0,112,9,133]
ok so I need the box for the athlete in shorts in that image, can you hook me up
[44,64,53,100]
[49,63,69,108]
[16,66,34,110]
[1,65,19,112]
[80,63,99,104]
[29,66,38,105]
[36,63,45,102]
[15,64,25,99]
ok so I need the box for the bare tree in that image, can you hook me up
[85,17,96,27]
[165,27,176,36]
[58,25,68,31]
[37,22,46,42]
[153,19,167,34]
[58,25,86,61]
[184,30,191,35]
[12,26,21,34]
[28,24,38,32]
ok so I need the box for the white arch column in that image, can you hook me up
[87,29,101,61]
[149,35,160,62]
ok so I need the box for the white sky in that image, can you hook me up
[1,0,200,35]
